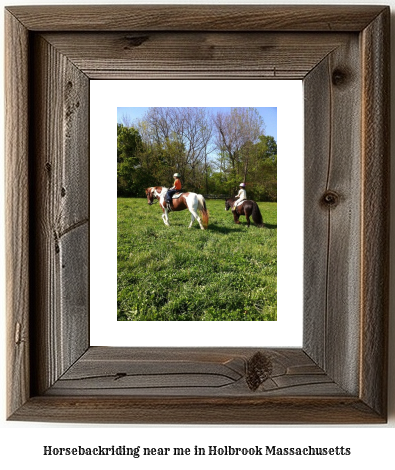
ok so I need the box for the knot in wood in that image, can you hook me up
[332,68,349,87]
[123,35,149,48]
[321,190,340,208]
[15,322,22,345]
[246,351,273,391]
[114,372,127,381]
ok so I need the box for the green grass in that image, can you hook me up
[117,198,277,321]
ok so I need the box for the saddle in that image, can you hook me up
[232,199,244,211]
[166,192,183,211]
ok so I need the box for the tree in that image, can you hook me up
[136,107,214,191]
[117,107,276,201]
[259,135,277,162]
[212,107,265,191]
[117,124,147,196]
[247,135,277,201]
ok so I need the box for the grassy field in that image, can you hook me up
[117,197,277,321]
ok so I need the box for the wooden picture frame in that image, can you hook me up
[5,5,389,424]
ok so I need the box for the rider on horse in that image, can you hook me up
[165,173,182,210]
[232,182,247,211]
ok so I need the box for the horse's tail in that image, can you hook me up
[252,201,265,227]
[198,195,209,229]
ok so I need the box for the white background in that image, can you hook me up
[90,79,303,347]
[1,0,394,469]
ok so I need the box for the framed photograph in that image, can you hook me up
[5,5,389,423]
[90,80,303,347]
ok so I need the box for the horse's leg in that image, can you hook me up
[162,208,170,226]
[186,196,204,230]
[246,211,251,228]
[188,212,195,228]
[233,211,240,224]
[189,208,204,229]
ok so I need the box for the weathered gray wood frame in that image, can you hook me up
[5,5,390,424]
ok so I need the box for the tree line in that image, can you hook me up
[117,107,277,201]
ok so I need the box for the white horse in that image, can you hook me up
[145,187,209,230]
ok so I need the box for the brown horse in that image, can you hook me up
[225,197,265,228]
[145,186,209,230]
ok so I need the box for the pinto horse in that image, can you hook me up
[225,197,265,228]
[145,187,209,230]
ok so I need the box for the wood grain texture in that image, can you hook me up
[29,35,90,395]
[46,347,345,397]
[5,5,389,424]
[9,395,384,425]
[304,35,362,395]
[42,32,352,80]
[6,5,386,32]
[360,9,390,418]
[5,10,30,419]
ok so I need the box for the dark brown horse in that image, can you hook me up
[225,197,265,228]
[145,186,209,230]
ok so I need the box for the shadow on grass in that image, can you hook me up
[208,222,277,231]
[207,224,243,233]
[148,222,277,232]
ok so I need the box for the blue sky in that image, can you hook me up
[117,107,277,141]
